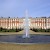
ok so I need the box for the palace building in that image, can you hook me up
[0,17,50,29]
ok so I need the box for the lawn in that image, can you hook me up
[0,43,50,50]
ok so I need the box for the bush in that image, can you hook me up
[16,28,20,32]
[0,27,23,32]
[32,28,38,32]
[31,28,50,32]
[0,27,3,31]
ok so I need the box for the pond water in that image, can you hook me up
[0,34,50,43]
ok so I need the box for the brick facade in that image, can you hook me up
[0,17,50,29]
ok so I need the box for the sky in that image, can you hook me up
[0,0,50,18]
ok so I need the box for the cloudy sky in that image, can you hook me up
[0,0,50,17]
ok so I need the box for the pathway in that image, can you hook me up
[0,30,50,35]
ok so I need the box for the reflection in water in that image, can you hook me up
[0,35,50,43]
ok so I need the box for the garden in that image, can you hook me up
[0,27,23,32]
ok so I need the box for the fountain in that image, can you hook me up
[0,10,50,43]
[22,10,30,38]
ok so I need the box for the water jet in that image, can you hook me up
[22,10,30,38]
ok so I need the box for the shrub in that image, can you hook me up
[0,27,23,32]
[0,27,3,31]
[31,28,50,32]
